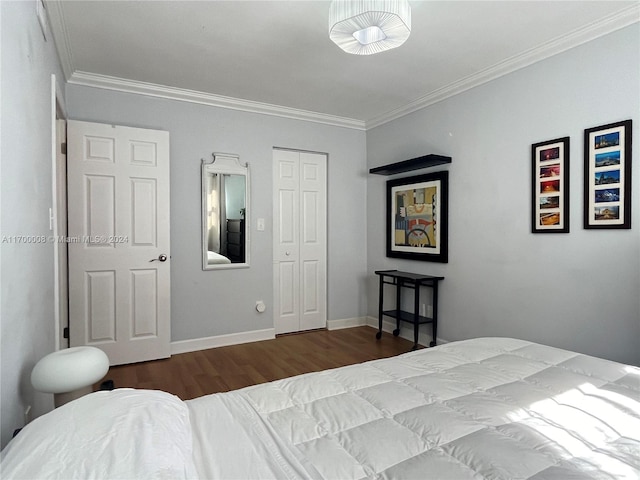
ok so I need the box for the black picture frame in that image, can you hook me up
[583,119,632,229]
[386,171,448,263]
[531,137,570,233]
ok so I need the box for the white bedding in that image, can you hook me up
[1,389,198,479]
[207,250,231,264]
[2,337,639,479]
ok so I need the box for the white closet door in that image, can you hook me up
[298,152,327,331]
[67,120,171,365]
[273,149,327,334]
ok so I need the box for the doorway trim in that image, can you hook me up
[51,74,67,352]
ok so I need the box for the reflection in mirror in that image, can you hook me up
[202,153,249,270]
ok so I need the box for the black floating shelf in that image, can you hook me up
[369,154,452,175]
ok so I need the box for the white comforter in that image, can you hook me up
[207,250,231,264]
[2,337,639,479]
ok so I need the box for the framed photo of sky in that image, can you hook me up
[583,119,632,229]
[531,137,570,233]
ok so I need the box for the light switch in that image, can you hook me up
[257,218,265,231]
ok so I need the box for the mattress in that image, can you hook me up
[2,337,639,479]
[188,337,640,479]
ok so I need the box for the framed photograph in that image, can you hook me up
[584,119,632,229]
[531,137,570,233]
[387,171,448,263]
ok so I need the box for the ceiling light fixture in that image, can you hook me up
[329,0,411,55]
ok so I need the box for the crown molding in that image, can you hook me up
[44,0,74,80]
[366,4,640,130]
[67,72,366,130]
[48,1,637,132]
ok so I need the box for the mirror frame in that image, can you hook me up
[201,153,250,270]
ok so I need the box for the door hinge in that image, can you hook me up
[63,327,69,339]
[61,142,67,155]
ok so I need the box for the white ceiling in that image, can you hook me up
[46,1,639,129]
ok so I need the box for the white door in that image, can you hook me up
[273,149,327,334]
[67,120,171,365]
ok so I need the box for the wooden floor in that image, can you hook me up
[102,326,418,400]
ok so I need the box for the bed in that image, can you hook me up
[2,337,639,479]
[207,250,231,265]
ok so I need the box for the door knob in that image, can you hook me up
[285,251,290,256]
[150,254,168,262]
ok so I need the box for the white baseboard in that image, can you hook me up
[170,318,448,356]
[170,328,275,355]
[326,317,367,330]
[365,316,449,346]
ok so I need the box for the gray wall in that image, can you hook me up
[66,86,368,341]
[1,1,65,447]
[366,24,640,365]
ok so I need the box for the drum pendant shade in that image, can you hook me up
[329,0,411,55]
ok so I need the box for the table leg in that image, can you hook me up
[412,283,420,350]
[430,282,439,347]
[376,275,384,340]
[393,280,401,336]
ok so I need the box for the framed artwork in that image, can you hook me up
[584,119,632,229]
[531,137,570,233]
[386,171,448,263]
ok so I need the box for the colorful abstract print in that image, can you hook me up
[394,186,437,248]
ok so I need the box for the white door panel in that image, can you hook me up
[67,120,170,365]
[275,260,299,334]
[273,149,326,334]
[299,152,327,330]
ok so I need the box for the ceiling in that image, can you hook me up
[46,1,639,129]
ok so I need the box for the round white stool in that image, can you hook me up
[31,347,110,407]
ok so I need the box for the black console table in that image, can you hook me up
[374,270,444,350]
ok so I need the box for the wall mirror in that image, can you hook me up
[202,153,250,270]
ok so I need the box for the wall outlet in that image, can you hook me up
[421,304,434,318]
